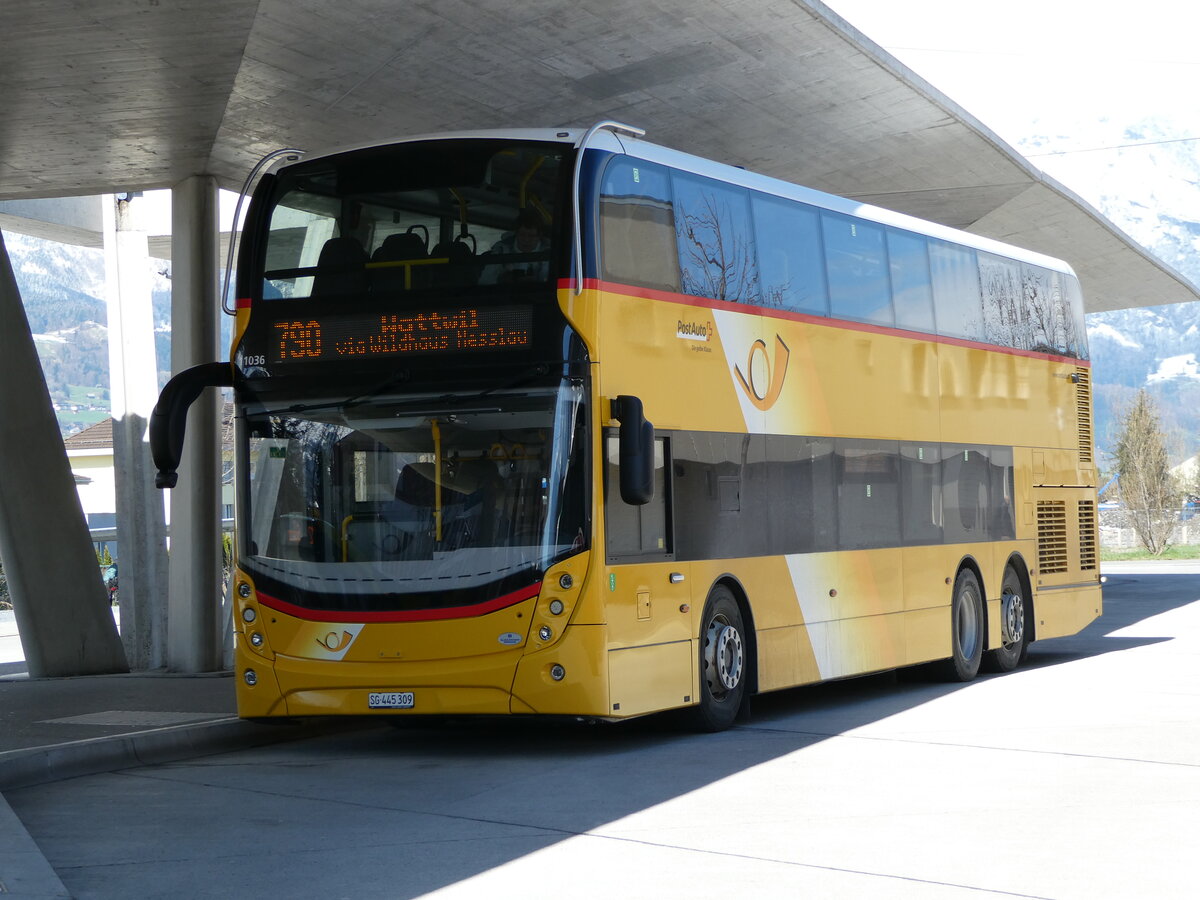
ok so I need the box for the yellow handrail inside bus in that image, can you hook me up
[364,256,449,290]
[519,156,545,210]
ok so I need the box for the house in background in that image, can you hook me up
[64,420,120,556]
[64,407,235,561]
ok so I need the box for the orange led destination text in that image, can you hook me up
[272,308,530,362]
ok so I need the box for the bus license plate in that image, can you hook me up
[368,691,414,709]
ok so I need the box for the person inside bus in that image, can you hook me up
[480,209,548,284]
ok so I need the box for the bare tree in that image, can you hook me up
[1114,390,1181,555]
[677,193,759,303]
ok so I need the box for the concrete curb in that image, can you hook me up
[0,717,354,792]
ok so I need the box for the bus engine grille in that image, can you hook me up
[1037,500,1069,574]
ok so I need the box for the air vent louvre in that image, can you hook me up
[1076,368,1094,464]
[1078,500,1098,571]
[1037,500,1069,574]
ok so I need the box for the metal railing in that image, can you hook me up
[88,519,234,544]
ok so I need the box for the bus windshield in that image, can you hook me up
[239,378,588,612]
[258,140,566,302]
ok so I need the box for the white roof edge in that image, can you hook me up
[264,127,612,172]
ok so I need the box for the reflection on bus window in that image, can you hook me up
[600,159,681,293]
[753,194,828,314]
[672,172,761,304]
[242,381,588,604]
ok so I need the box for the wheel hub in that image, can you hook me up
[710,622,743,692]
[1001,590,1024,647]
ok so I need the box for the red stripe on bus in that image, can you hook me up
[559,277,1091,368]
[254,582,542,623]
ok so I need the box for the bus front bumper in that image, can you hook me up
[233,624,610,719]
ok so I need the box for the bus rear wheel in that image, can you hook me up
[941,568,984,682]
[691,585,747,732]
[983,566,1028,673]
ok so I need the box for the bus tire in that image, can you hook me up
[941,567,984,682]
[690,585,747,732]
[982,566,1028,673]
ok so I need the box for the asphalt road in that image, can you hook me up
[6,564,1200,899]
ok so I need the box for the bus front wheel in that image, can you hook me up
[941,568,984,682]
[691,585,747,732]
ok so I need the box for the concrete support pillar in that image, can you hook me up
[0,230,128,676]
[166,176,224,673]
[103,195,169,669]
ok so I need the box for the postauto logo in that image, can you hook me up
[676,318,713,342]
[734,335,790,411]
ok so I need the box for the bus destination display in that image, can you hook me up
[271,306,532,363]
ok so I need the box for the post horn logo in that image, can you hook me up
[317,630,355,652]
[734,335,790,411]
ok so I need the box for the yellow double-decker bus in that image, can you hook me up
[153,122,1100,730]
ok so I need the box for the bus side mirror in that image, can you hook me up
[150,362,235,489]
[611,395,654,506]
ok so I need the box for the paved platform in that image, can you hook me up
[1,560,1196,897]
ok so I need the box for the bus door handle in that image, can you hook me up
[669,572,685,584]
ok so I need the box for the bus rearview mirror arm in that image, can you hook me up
[611,395,655,506]
[150,362,236,489]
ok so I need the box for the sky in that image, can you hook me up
[822,0,1200,209]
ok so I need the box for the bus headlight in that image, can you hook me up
[243,669,258,686]
[538,625,553,641]
[250,632,264,647]
[237,582,252,599]
[548,599,565,616]
[550,664,566,681]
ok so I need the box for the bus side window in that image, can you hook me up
[604,434,670,559]
[672,172,761,305]
[930,240,983,341]
[836,440,901,550]
[942,447,990,542]
[888,229,935,333]
[822,213,892,326]
[752,194,828,315]
[599,159,681,294]
[900,443,943,546]
[988,447,1016,541]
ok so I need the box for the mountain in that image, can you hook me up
[1016,118,1200,466]
[1085,304,1200,465]
[3,231,174,435]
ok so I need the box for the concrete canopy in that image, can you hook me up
[0,0,1194,313]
